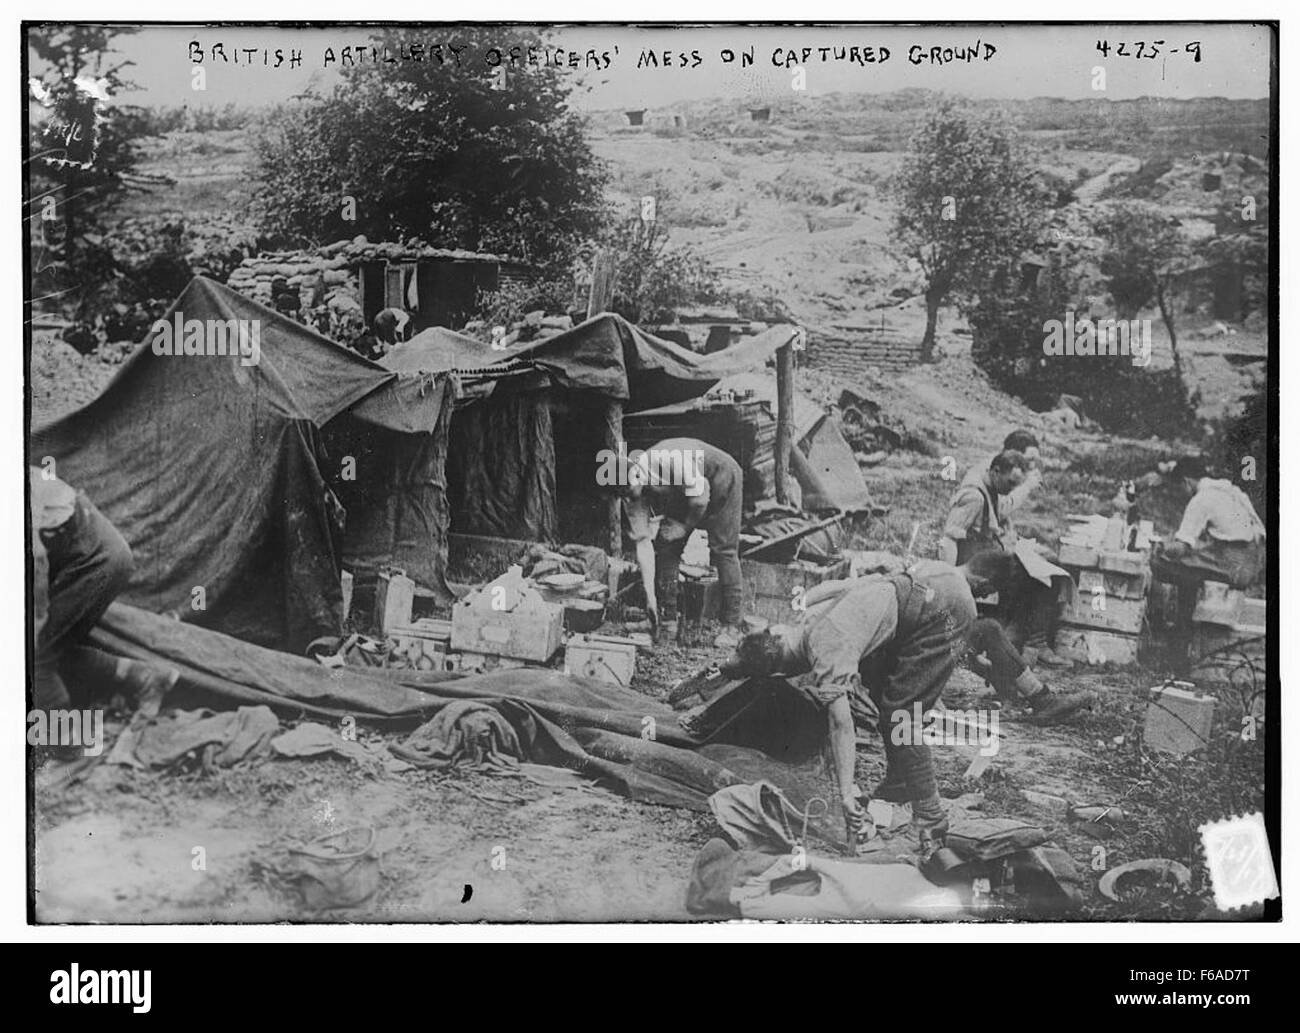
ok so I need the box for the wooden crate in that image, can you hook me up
[1077,567,1149,601]
[451,600,563,662]
[739,557,849,626]
[1060,593,1147,634]
[1058,540,1099,568]
[1097,550,1148,576]
[1191,584,1266,628]
[1241,597,1266,626]
[1056,625,1141,667]
[455,652,527,673]
[389,620,452,670]
[565,635,638,688]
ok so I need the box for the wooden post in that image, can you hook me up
[775,342,794,506]
[587,250,618,321]
[605,401,624,555]
[588,248,623,555]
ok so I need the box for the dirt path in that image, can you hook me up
[35,753,709,923]
[1074,155,1143,204]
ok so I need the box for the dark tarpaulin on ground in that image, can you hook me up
[32,277,454,651]
[91,603,844,843]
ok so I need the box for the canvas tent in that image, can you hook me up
[384,315,802,543]
[32,277,456,652]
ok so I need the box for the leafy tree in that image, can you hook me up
[968,235,1197,439]
[890,100,1047,361]
[1092,200,1192,387]
[248,26,608,273]
[26,26,148,311]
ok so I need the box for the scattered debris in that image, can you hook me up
[282,825,388,911]
[1097,858,1192,904]
[1021,789,1070,815]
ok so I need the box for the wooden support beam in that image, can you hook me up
[605,400,624,555]
[587,250,618,320]
[774,342,794,505]
[587,247,622,555]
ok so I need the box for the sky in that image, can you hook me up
[34,23,1274,113]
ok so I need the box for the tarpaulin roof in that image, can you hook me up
[385,326,500,373]
[510,315,798,411]
[31,277,454,650]
[691,325,803,378]
[385,314,800,412]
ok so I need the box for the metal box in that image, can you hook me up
[565,634,638,688]
[1145,684,1216,756]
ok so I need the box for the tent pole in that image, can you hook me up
[605,400,624,555]
[775,342,794,506]
[588,247,623,557]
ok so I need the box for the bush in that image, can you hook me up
[599,221,728,325]
[473,276,577,333]
[968,257,1198,439]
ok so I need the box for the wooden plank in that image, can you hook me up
[774,343,794,505]
[739,511,843,559]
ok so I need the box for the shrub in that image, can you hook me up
[968,253,1198,439]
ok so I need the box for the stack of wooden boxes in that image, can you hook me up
[1055,515,1154,667]
[1190,583,1266,685]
